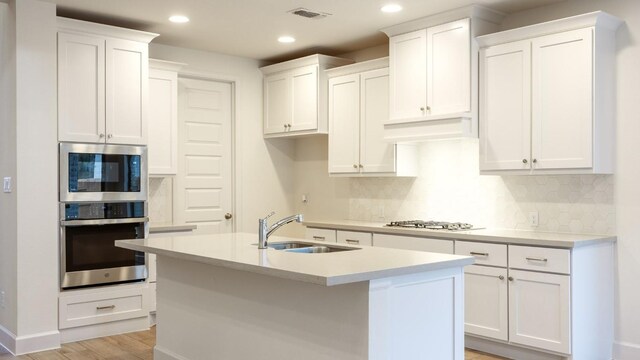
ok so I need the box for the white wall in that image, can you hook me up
[0,0,59,354]
[148,43,297,236]
[0,0,18,342]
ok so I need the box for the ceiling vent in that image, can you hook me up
[288,8,331,20]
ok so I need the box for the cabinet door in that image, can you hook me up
[328,74,360,174]
[360,68,395,173]
[479,40,532,171]
[373,233,453,254]
[148,68,178,174]
[388,29,427,122]
[427,18,470,115]
[508,269,571,354]
[264,72,291,134]
[106,38,148,145]
[58,32,106,143]
[291,65,318,132]
[464,265,508,341]
[532,28,593,170]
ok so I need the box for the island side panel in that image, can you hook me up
[153,255,370,360]
[369,267,465,360]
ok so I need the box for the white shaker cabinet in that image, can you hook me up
[479,12,622,174]
[464,265,508,341]
[327,58,417,177]
[57,18,157,145]
[148,59,184,175]
[381,6,503,142]
[260,54,353,138]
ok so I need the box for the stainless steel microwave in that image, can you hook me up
[59,143,147,202]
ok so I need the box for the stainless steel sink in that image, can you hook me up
[265,241,360,253]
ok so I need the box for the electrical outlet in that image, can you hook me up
[3,177,11,193]
[528,211,539,227]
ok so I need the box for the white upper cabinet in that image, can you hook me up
[148,59,185,175]
[381,6,503,142]
[479,12,622,174]
[327,59,417,177]
[57,18,158,145]
[260,54,353,138]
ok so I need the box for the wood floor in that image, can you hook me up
[0,327,507,360]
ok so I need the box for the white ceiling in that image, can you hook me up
[45,0,565,62]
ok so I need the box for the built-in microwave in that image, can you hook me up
[59,143,147,202]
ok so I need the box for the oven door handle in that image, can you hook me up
[60,217,149,226]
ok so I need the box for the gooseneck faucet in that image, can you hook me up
[258,212,304,249]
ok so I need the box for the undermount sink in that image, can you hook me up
[265,241,360,253]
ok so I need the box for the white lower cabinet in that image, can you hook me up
[460,243,572,356]
[373,233,454,254]
[337,230,372,246]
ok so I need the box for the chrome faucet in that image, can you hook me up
[258,212,304,249]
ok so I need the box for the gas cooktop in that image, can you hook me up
[386,220,475,231]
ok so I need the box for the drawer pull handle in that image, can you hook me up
[312,236,326,241]
[470,252,489,257]
[345,239,359,244]
[96,305,116,310]
[526,257,548,262]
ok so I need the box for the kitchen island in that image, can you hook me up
[117,233,474,360]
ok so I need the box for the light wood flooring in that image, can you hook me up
[0,327,507,360]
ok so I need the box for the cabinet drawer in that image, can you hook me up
[305,227,337,243]
[337,230,372,246]
[509,245,570,274]
[373,234,454,254]
[455,241,507,267]
[59,286,148,329]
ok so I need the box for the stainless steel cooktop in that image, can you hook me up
[386,220,475,231]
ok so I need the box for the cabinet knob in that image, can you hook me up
[99,133,105,138]
[353,164,358,169]
[522,159,528,164]
[420,107,425,112]
[107,134,113,139]
[287,124,292,128]
[284,124,287,130]
[224,213,233,220]
[359,164,363,168]
[498,275,505,280]
[508,276,514,282]
[532,158,537,163]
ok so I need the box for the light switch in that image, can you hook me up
[3,177,11,193]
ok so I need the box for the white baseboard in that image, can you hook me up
[0,324,60,356]
[465,335,564,360]
[614,341,640,359]
[60,317,149,344]
[154,346,190,360]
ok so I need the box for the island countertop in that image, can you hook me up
[116,233,474,286]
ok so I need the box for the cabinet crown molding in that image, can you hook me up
[477,11,622,48]
[57,17,159,43]
[381,4,505,37]
[149,59,187,72]
[259,54,353,75]
[325,57,389,79]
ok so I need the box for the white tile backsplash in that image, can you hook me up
[149,177,174,224]
[348,139,615,234]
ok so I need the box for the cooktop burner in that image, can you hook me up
[387,220,474,231]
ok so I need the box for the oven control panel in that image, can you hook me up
[64,201,145,220]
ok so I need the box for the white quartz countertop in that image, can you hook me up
[116,233,474,286]
[303,220,616,249]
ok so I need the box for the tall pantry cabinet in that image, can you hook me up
[57,18,158,145]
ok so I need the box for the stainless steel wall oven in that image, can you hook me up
[60,201,148,289]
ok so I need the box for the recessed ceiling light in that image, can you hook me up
[169,15,190,23]
[278,36,296,43]
[381,4,403,13]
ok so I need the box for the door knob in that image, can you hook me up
[224,213,233,220]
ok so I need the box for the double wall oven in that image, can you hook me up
[59,143,148,289]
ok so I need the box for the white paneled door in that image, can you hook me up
[175,78,233,234]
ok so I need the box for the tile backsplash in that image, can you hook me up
[348,139,615,234]
[149,177,174,224]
